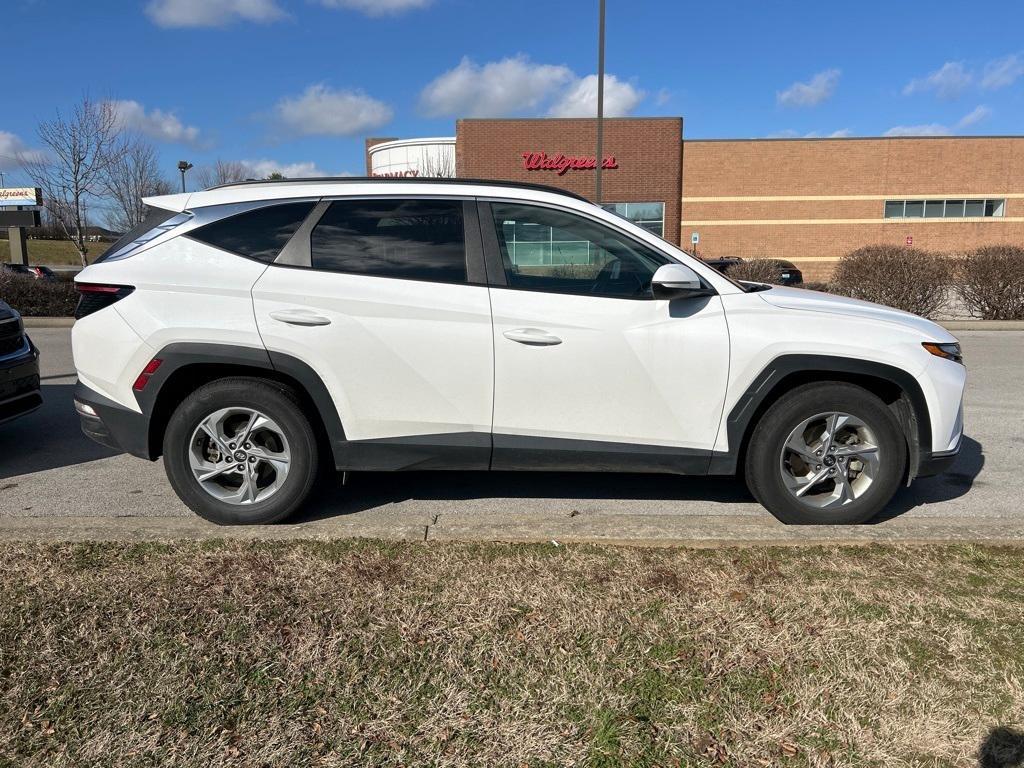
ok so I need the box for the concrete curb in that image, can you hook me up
[22,317,75,328]
[940,320,1024,331]
[19,318,1024,331]
[1,514,1023,547]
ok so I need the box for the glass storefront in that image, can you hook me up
[601,202,665,236]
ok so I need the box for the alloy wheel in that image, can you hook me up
[188,407,291,505]
[778,411,880,509]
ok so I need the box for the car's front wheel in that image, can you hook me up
[744,382,907,524]
[163,378,319,525]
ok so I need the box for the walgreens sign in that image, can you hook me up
[521,151,619,176]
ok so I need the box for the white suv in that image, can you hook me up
[72,179,965,525]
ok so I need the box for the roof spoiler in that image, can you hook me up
[142,192,191,213]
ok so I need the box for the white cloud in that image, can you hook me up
[419,55,644,119]
[884,123,951,137]
[420,56,575,118]
[885,105,993,137]
[242,158,330,178]
[0,131,29,166]
[145,0,285,27]
[776,69,840,108]
[548,74,644,118]
[110,100,202,146]
[0,130,46,169]
[957,105,992,128]
[273,84,393,137]
[768,128,853,139]
[981,54,1024,90]
[316,0,431,15]
[902,62,972,100]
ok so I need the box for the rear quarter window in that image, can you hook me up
[95,206,177,263]
[188,202,317,263]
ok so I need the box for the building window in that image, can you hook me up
[883,198,1006,219]
[601,202,665,237]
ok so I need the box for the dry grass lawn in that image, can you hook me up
[0,239,108,267]
[1,541,1022,767]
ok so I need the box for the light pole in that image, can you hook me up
[594,0,606,204]
[177,160,193,193]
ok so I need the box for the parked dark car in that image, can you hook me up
[1,264,59,282]
[0,300,42,424]
[702,256,804,286]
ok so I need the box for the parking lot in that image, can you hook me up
[1,327,1021,543]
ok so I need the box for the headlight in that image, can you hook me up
[922,341,963,364]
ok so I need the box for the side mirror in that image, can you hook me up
[651,263,714,300]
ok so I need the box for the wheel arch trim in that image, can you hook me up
[710,354,931,478]
[137,342,346,463]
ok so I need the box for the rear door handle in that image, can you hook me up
[269,309,332,326]
[502,328,562,346]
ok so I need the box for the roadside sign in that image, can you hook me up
[0,210,40,227]
[906,236,913,246]
[691,231,700,245]
[0,187,42,207]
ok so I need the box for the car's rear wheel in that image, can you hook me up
[163,378,319,525]
[744,382,906,524]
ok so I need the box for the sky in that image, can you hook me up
[2,0,1023,188]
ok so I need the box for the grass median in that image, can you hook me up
[1,540,1022,767]
[0,239,108,267]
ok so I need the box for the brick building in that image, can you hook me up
[367,121,1024,280]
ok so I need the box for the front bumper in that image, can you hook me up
[917,437,962,478]
[74,382,152,459]
[0,344,42,425]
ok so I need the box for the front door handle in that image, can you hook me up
[269,309,332,327]
[503,328,562,346]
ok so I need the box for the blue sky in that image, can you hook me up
[3,0,1023,186]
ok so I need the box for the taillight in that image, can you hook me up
[133,358,163,391]
[75,283,135,319]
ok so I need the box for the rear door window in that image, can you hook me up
[310,199,467,284]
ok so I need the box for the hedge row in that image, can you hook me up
[830,245,1024,320]
[733,245,1024,320]
[0,272,79,317]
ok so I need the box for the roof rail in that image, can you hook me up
[207,176,592,203]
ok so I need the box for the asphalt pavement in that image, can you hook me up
[1,327,1021,544]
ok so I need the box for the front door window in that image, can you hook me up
[490,203,668,299]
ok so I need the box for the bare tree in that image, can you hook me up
[37,198,75,239]
[103,137,173,232]
[418,148,456,178]
[21,97,124,265]
[194,160,251,189]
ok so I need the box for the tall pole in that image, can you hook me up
[594,0,606,204]
[177,160,193,193]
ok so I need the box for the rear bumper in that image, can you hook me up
[0,344,42,425]
[74,382,152,459]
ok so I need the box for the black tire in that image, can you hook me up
[744,382,907,525]
[163,377,319,525]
